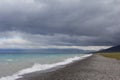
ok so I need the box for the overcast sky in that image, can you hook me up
[0,0,119,50]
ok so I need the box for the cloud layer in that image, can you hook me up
[0,31,111,50]
[0,0,119,49]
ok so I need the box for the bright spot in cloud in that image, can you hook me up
[0,36,30,45]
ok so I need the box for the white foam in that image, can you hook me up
[0,54,92,80]
[6,59,13,62]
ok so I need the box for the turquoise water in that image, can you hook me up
[0,51,91,80]
[0,52,85,63]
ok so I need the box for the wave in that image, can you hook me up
[6,59,13,62]
[0,54,92,80]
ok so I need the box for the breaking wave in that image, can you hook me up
[0,54,92,80]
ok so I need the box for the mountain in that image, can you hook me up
[97,45,120,53]
[0,48,92,54]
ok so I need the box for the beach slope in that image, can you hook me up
[19,54,120,80]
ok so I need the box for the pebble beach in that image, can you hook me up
[18,54,120,80]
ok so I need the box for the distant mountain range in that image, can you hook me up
[1,45,120,54]
[0,48,93,54]
[97,45,120,53]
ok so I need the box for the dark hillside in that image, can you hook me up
[97,45,120,53]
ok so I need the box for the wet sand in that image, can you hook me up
[18,54,120,80]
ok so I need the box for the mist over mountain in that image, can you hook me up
[97,45,120,53]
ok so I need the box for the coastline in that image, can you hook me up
[0,54,92,80]
[18,54,120,80]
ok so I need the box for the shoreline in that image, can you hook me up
[18,55,92,80]
[0,54,92,80]
[17,54,92,80]
[18,54,120,80]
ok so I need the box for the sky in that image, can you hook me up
[0,0,119,50]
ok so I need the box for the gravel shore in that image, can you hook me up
[19,54,120,80]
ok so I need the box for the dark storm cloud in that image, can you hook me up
[0,0,120,46]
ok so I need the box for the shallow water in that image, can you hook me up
[0,51,91,80]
